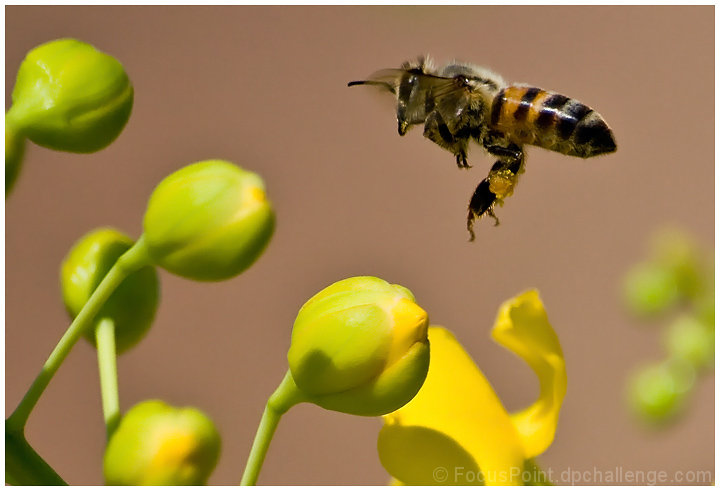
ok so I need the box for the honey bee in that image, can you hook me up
[348,56,617,241]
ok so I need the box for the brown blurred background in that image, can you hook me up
[5,6,714,485]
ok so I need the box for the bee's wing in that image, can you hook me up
[349,69,467,127]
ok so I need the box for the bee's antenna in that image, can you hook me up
[347,80,395,94]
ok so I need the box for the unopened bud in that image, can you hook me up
[142,160,274,281]
[60,228,158,353]
[103,400,221,485]
[288,276,430,416]
[7,38,133,153]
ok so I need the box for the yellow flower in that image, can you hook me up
[377,290,566,485]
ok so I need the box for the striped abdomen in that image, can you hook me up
[490,86,616,158]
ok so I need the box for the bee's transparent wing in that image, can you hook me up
[349,69,467,129]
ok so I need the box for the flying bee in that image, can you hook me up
[348,56,617,241]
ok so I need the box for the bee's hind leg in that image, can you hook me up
[466,143,525,241]
[467,178,500,241]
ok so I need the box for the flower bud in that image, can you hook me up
[288,276,430,416]
[142,160,274,281]
[61,228,159,353]
[7,38,132,153]
[628,360,694,424]
[623,261,679,317]
[651,228,706,301]
[664,314,714,369]
[103,400,221,485]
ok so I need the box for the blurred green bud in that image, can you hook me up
[61,228,159,353]
[623,262,679,317]
[664,314,714,369]
[7,38,132,153]
[104,400,221,485]
[694,294,715,329]
[628,360,694,424]
[288,276,430,416]
[650,228,707,301]
[5,118,25,195]
[142,160,274,281]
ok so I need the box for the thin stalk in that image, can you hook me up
[6,236,151,433]
[240,371,306,486]
[95,317,120,440]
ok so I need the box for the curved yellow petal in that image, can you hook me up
[378,327,526,485]
[492,289,567,459]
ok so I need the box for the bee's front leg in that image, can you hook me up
[423,111,470,169]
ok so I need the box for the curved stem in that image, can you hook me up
[5,428,67,485]
[240,371,306,485]
[6,236,151,433]
[95,317,120,440]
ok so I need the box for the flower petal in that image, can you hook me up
[491,289,567,459]
[378,327,526,485]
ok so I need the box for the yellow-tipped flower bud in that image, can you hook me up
[142,160,275,281]
[61,228,159,353]
[7,38,133,153]
[103,400,221,485]
[288,276,430,416]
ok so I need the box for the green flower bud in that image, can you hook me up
[61,228,159,353]
[288,276,430,416]
[628,360,695,424]
[651,229,706,301]
[694,294,715,329]
[7,38,132,153]
[142,160,274,281]
[623,261,679,317]
[103,400,221,485]
[664,314,714,369]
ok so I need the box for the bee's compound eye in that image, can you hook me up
[455,75,470,86]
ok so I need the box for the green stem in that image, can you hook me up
[5,111,26,197]
[5,427,67,485]
[95,317,120,440]
[240,371,306,486]
[6,236,151,433]
[523,458,554,486]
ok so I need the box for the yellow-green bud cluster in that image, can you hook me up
[623,228,714,425]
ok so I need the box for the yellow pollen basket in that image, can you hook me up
[488,170,516,199]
